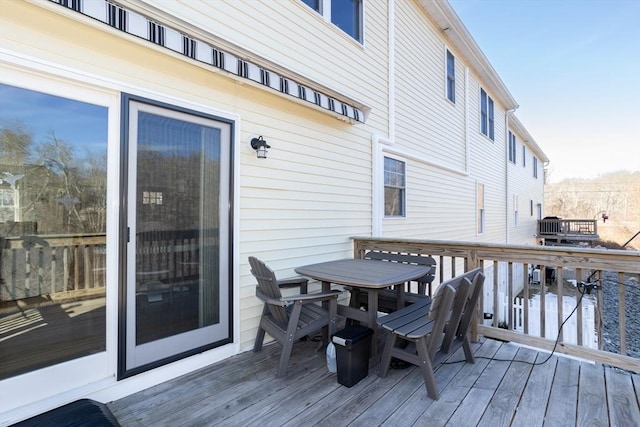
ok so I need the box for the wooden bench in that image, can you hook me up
[377,268,485,399]
[348,251,436,313]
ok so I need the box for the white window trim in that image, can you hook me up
[480,88,495,141]
[509,131,517,164]
[476,182,485,235]
[445,47,455,104]
[0,55,120,416]
[299,0,365,44]
[383,153,407,219]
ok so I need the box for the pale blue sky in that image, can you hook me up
[449,0,640,182]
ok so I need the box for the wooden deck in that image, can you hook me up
[108,337,639,426]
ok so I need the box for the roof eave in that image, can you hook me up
[509,114,550,162]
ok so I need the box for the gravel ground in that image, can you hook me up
[601,270,640,358]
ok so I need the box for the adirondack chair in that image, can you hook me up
[377,268,485,399]
[349,251,436,313]
[249,256,340,378]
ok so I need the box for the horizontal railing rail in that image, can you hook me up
[352,236,640,373]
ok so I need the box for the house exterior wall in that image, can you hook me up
[0,0,548,422]
[507,124,546,245]
[383,0,510,243]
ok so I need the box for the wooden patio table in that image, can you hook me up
[295,258,431,361]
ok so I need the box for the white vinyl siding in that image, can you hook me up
[150,1,386,132]
[506,126,545,244]
[393,1,466,171]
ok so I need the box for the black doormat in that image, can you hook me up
[11,399,120,427]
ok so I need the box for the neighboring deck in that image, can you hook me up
[108,337,639,426]
[537,218,599,244]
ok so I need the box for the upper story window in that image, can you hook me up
[480,88,494,140]
[446,49,456,103]
[384,156,405,217]
[522,145,526,167]
[513,194,519,226]
[301,0,363,42]
[508,131,516,163]
[533,156,539,178]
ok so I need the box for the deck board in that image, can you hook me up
[477,348,536,426]
[108,338,637,427]
[577,362,609,426]
[544,355,579,426]
[605,367,640,426]
[510,353,557,427]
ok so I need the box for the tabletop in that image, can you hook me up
[295,258,430,289]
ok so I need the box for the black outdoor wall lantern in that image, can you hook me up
[250,136,270,159]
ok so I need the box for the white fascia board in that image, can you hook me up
[509,114,550,162]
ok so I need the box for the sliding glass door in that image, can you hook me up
[123,97,232,375]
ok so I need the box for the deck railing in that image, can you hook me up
[3,234,637,372]
[353,236,640,373]
[537,218,598,240]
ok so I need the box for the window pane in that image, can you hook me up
[384,157,405,217]
[135,111,222,344]
[488,98,494,140]
[384,187,404,216]
[301,0,320,12]
[331,0,361,41]
[447,50,455,103]
[480,89,487,135]
[0,84,108,379]
[477,183,484,234]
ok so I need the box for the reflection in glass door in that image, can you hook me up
[0,83,108,380]
[124,98,232,375]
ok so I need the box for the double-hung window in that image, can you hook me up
[302,0,363,42]
[533,156,538,178]
[477,182,485,234]
[522,145,526,167]
[508,131,516,163]
[384,156,405,217]
[480,88,494,140]
[446,49,455,103]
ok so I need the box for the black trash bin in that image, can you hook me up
[331,325,373,387]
